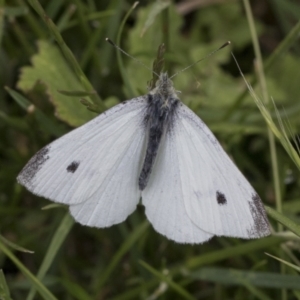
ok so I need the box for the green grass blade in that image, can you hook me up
[0,239,58,300]
[265,19,300,71]
[265,206,300,237]
[26,212,74,300]
[241,282,273,300]
[94,220,149,292]
[0,270,13,300]
[27,0,104,109]
[114,2,139,98]
[58,278,93,300]
[190,267,300,290]
[265,253,300,272]
[5,86,65,137]
[139,260,196,300]
[0,235,33,253]
[186,237,282,270]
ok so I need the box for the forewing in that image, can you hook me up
[142,126,214,244]
[18,97,147,227]
[174,104,270,239]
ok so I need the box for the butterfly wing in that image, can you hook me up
[18,97,147,227]
[142,102,270,243]
[173,103,270,239]
[142,126,214,244]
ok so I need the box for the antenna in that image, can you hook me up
[106,38,231,81]
[106,38,159,77]
[169,41,231,79]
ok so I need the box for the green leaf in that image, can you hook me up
[17,40,97,127]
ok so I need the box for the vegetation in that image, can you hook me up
[1,0,300,299]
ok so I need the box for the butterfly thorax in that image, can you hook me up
[150,73,178,102]
[139,73,179,191]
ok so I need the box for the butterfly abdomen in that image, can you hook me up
[139,90,179,191]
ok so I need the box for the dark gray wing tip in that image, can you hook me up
[17,145,50,186]
[247,193,271,238]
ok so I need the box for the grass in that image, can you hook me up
[1,0,300,299]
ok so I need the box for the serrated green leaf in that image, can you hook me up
[17,40,96,127]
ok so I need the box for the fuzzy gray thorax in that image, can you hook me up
[149,73,178,102]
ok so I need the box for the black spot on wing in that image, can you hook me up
[247,193,270,237]
[17,146,50,186]
[216,191,227,205]
[66,161,80,173]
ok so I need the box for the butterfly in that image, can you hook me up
[17,45,270,244]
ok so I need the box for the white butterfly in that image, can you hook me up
[17,72,270,244]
